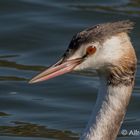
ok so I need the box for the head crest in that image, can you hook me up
[64,20,134,57]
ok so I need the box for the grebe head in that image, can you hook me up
[29,20,136,84]
[29,20,137,140]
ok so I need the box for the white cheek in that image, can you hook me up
[74,36,123,71]
[74,54,101,71]
[100,36,123,62]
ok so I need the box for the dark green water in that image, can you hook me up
[0,0,140,140]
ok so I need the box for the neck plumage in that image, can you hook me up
[80,73,134,140]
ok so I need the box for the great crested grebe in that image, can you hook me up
[29,20,137,140]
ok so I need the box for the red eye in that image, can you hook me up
[86,46,96,55]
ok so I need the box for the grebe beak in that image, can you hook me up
[29,58,83,84]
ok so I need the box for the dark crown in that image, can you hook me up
[64,20,134,58]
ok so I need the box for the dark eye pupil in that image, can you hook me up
[89,48,92,52]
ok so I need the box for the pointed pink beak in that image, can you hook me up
[29,58,83,84]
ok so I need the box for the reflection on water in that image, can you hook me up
[0,112,10,117]
[0,59,45,71]
[0,0,140,140]
[70,0,140,16]
[0,121,78,140]
[0,76,26,81]
[0,58,46,81]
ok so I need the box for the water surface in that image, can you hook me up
[0,0,140,140]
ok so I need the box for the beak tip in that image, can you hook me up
[29,76,44,84]
[28,80,33,84]
[28,78,36,84]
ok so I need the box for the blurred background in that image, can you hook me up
[0,0,140,140]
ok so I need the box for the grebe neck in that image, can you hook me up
[80,73,133,140]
